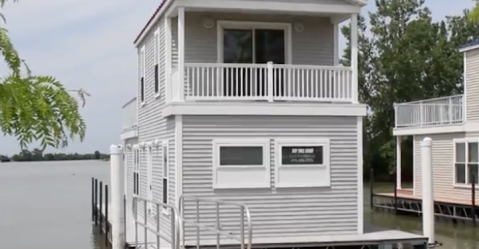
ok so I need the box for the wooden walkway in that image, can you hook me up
[375,188,478,206]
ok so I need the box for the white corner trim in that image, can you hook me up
[333,22,339,65]
[212,138,271,189]
[356,116,363,234]
[459,43,479,53]
[175,115,183,209]
[412,135,416,196]
[176,0,361,14]
[274,138,330,188]
[216,21,292,64]
[162,102,367,117]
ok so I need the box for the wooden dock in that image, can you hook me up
[372,188,479,223]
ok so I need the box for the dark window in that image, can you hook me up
[281,146,323,165]
[140,77,145,102]
[162,179,168,204]
[219,146,263,166]
[133,172,140,195]
[222,28,285,97]
[154,64,159,93]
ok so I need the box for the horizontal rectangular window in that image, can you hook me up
[281,146,323,165]
[213,139,270,189]
[275,138,330,188]
[219,146,263,166]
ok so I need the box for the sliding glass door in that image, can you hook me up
[223,28,285,97]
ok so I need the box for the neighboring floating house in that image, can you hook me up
[119,0,429,248]
[373,40,479,222]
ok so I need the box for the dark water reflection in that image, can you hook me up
[1,162,479,249]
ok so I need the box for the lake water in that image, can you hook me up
[1,161,479,249]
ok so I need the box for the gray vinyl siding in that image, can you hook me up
[412,133,478,201]
[180,12,334,65]
[136,16,177,240]
[466,49,479,122]
[181,116,359,245]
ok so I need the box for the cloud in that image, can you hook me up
[0,0,158,154]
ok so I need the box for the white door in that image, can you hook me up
[147,147,154,214]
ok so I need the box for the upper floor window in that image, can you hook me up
[140,46,145,104]
[154,30,159,95]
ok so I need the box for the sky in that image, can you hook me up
[0,0,474,155]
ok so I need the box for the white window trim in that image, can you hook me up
[154,28,160,99]
[212,138,271,189]
[140,45,146,106]
[162,140,170,215]
[453,138,479,188]
[216,20,293,64]
[274,138,330,188]
[146,146,154,214]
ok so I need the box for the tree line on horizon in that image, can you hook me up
[0,149,109,162]
[342,0,479,181]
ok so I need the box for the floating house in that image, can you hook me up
[118,0,429,248]
[373,40,479,222]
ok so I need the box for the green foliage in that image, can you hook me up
[342,0,479,178]
[0,0,89,149]
[5,148,108,161]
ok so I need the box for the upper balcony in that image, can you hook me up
[394,95,464,130]
[156,5,362,116]
[170,63,353,103]
[121,97,138,139]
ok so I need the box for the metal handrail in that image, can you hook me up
[132,195,182,249]
[179,195,253,249]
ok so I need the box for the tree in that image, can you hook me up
[468,0,479,24]
[0,0,89,149]
[94,150,100,160]
[342,0,475,178]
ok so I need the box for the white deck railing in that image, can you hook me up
[170,62,353,102]
[394,95,464,128]
[122,97,138,132]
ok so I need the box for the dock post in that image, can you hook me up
[105,184,109,245]
[421,137,435,245]
[92,177,95,222]
[393,171,398,215]
[99,181,103,230]
[472,173,476,226]
[370,167,374,210]
[110,144,126,249]
[94,178,99,225]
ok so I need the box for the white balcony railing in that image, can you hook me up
[394,95,464,128]
[169,62,353,102]
[122,97,138,132]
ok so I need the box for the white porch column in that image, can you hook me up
[165,17,172,103]
[421,137,435,245]
[177,7,185,101]
[350,13,358,103]
[396,136,402,189]
[333,22,339,65]
[110,144,126,249]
